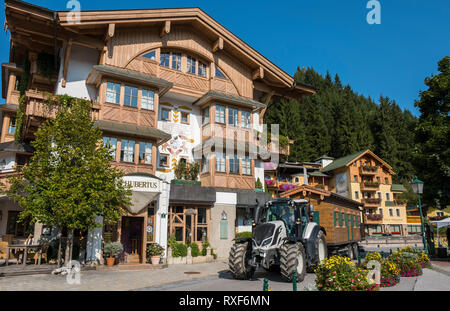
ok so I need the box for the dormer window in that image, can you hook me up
[160,52,170,68]
[142,51,156,61]
[187,56,196,75]
[198,62,207,77]
[215,67,226,79]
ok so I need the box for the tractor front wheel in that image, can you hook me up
[280,243,306,283]
[229,242,255,280]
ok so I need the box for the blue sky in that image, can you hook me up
[1,0,449,115]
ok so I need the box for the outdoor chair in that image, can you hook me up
[0,240,21,263]
[31,242,50,265]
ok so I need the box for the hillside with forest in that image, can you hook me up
[265,67,418,185]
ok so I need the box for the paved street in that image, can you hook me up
[1,260,449,291]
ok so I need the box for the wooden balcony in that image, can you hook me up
[361,182,380,191]
[365,214,383,224]
[359,166,379,176]
[362,198,381,207]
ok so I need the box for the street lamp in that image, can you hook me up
[410,176,428,254]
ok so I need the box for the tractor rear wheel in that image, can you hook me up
[229,242,255,280]
[280,243,306,283]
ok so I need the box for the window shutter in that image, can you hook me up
[220,219,228,239]
[334,212,337,227]
[313,211,320,226]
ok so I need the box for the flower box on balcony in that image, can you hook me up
[265,179,275,186]
[365,198,381,204]
[367,214,383,221]
[364,182,380,188]
[362,166,378,172]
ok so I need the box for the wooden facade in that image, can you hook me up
[280,185,363,246]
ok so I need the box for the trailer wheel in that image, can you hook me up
[280,243,306,283]
[229,242,255,280]
[347,244,354,260]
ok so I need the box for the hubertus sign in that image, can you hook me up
[123,174,163,214]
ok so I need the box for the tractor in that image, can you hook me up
[229,198,327,282]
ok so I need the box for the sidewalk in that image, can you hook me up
[0,261,229,291]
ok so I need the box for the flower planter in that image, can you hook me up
[151,256,160,265]
[106,257,115,267]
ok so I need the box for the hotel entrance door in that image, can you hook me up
[121,217,144,264]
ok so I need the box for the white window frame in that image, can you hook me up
[141,89,155,111]
[215,105,226,124]
[120,139,135,163]
[124,85,138,108]
[139,142,153,165]
[241,111,251,129]
[106,82,121,104]
[228,107,238,127]
[215,152,226,173]
[242,156,252,175]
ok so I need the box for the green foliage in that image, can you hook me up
[174,161,200,181]
[265,67,418,182]
[235,232,252,239]
[172,243,188,258]
[255,178,263,189]
[37,53,58,80]
[189,162,200,181]
[414,56,450,209]
[201,239,210,256]
[146,243,165,257]
[174,160,186,180]
[189,243,200,257]
[103,242,123,258]
[7,95,131,232]
[168,236,178,250]
[315,256,375,291]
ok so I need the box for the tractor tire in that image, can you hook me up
[229,242,255,280]
[280,243,306,283]
[307,230,328,272]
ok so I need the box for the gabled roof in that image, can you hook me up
[321,149,394,174]
[308,171,331,178]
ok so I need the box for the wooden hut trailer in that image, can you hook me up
[280,185,364,257]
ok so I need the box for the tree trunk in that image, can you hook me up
[57,232,62,268]
[65,229,74,267]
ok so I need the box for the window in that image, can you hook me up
[377,192,382,199]
[161,108,171,121]
[354,191,359,200]
[198,61,207,77]
[124,86,138,108]
[171,53,181,71]
[187,56,196,75]
[106,82,121,104]
[408,225,422,234]
[354,175,358,182]
[141,89,155,110]
[436,211,445,217]
[168,206,210,244]
[373,225,383,234]
[215,152,226,173]
[160,52,170,68]
[139,142,153,165]
[181,112,189,124]
[103,137,118,159]
[201,155,210,174]
[142,51,156,61]
[376,177,380,183]
[242,157,252,175]
[334,212,338,227]
[228,108,238,126]
[215,67,226,79]
[385,177,389,184]
[120,139,135,163]
[396,209,400,217]
[294,177,300,183]
[391,225,401,235]
[386,193,391,201]
[14,76,21,91]
[159,154,169,167]
[202,107,210,125]
[8,117,16,134]
[379,208,383,215]
[215,105,225,123]
[241,111,251,128]
[389,209,393,217]
[229,155,239,174]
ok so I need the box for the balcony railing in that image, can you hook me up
[360,166,379,175]
[363,198,381,206]
[361,181,380,190]
[365,214,383,223]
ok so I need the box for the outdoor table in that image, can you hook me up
[5,244,42,267]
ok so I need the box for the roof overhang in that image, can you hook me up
[87,65,173,96]
[94,120,171,146]
[193,90,266,111]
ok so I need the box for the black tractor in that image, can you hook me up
[229,198,327,282]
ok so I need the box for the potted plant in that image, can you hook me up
[147,243,165,265]
[103,242,123,267]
